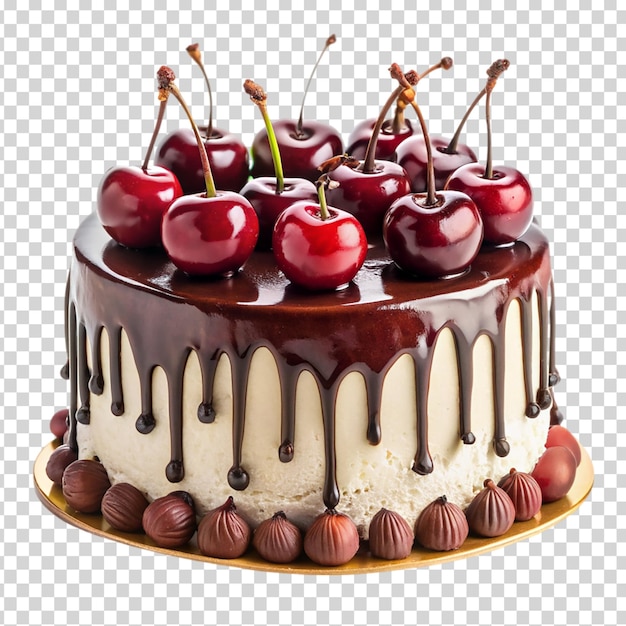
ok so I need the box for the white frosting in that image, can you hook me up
[78,294,550,538]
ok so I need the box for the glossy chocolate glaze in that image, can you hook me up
[66,213,558,509]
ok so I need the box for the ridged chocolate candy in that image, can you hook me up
[197,497,251,559]
[303,509,360,567]
[368,508,414,560]
[45,444,77,486]
[101,483,149,532]
[253,511,303,564]
[465,479,515,537]
[497,468,542,521]
[62,459,111,513]
[414,496,469,551]
[142,494,196,548]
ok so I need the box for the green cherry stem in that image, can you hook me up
[444,58,509,156]
[244,79,285,194]
[158,66,217,198]
[296,34,336,138]
[141,97,168,171]
[186,43,214,138]
[316,174,334,220]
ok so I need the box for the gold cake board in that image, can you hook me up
[34,441,593,575]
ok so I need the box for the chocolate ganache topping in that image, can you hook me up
[65,213,557,510]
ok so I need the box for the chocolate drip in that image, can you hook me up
[67,303,78,451]
[76,323,91,424]
[60,273,70,380]
[165,349,189,483]
[412,343,435,475]
[319,381,340,509]
[227,348,253,491]
[88,326,104,395]
[278,366,301,462]
[536,290,552,410]
[452,329,475,445]
[197,350,219,423]
[136,362,155,434]
[67,216,555,507]
[364,370,383,445]
[491,311,510,458]
[519,298,540,418]
[108,326,124,416]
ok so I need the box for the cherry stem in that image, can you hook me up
[141,99,167,171]
[445,58,509,155]
[244,80,284,194]
[444,88,485,154]
[296,34,336,137]
[316,175,332,220]
[391,57,452,134]
[187,44,214,138]
[484,89,494,180]
[158,66,217,198]
[409,98,437,206]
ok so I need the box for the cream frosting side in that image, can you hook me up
[77,293,550,537]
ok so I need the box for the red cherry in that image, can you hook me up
[396,134,477,192]
[240,177,317,249]
[382,65,483,278]
[162,192,259,276]
[347,58,453,162]
[445,163,533,245]
[157,67,259,277]
[346,117,415,161]
[397,59,510,194]
[251,119,343,183]
[156,43,249,194]
[155,127,249,195]
[272,177,367,291]
[97,165,183,248]
[444,60,532,245]
[96,80,183,249]
[383,190,483,278]
[240,80,318,249]
[250,35,343,183]
[324,158,412,237]
[531,446,577,503]
[545,425,582,467]
[50,408,69,440]
[323,64,420,237]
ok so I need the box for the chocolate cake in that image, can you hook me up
[63,213,557,539]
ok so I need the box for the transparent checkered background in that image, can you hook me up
[1,1,623,625]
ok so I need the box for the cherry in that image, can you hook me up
[250,35,344,183]
[531,446,577,503]
[239,80,317,249]
[155,44,249,194]
[97,86,183,248]
[396,59,510,193]
[545,425,582,467]
[322,64,415,237]
[50,408,69,440]
[445,60,533,246]
[157,67,258,276]
[346,57,453,161]
[272,174,367,291]
[383,69,483,279]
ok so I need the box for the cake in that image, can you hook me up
[44,52,580,565]
[62,212,557,541]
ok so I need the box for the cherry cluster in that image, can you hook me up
[96,40,534,290]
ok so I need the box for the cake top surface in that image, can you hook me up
[75,212,550,316]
